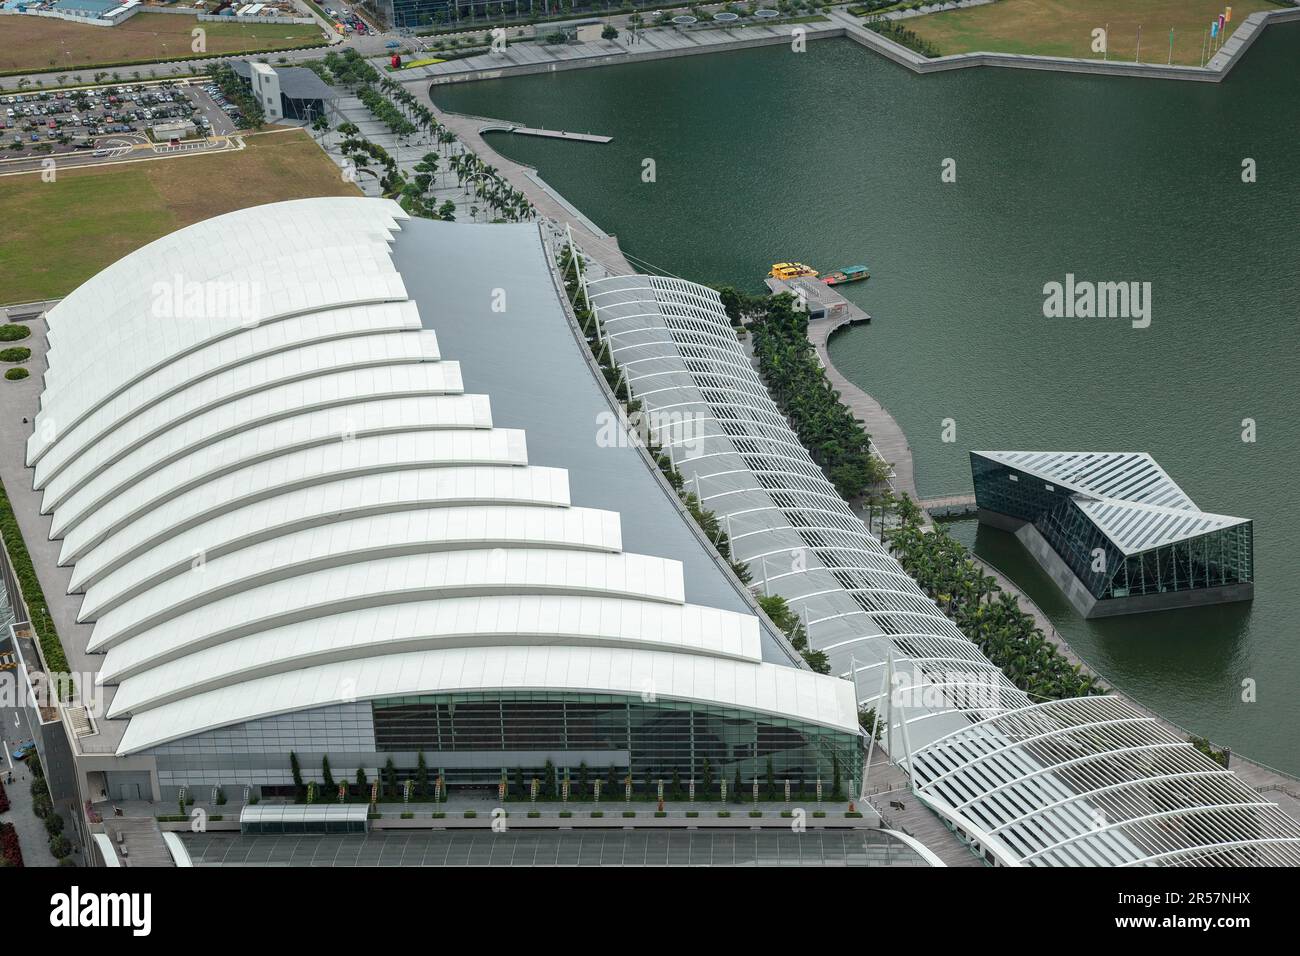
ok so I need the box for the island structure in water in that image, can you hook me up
[971,451,1253,618]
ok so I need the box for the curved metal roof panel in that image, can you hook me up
[106,596,763,717]
[67,463,569,594]
[116,643,859,753]
[28,200,858,764]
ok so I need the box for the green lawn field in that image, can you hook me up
[905,0,1284,65]
[0,131,360,305]
[2,12,323,75]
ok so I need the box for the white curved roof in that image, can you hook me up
[116,644,853,754]
[586,269,1299,867]
[31,198,857,756]
[67,464,573,593]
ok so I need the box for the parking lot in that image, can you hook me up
[0,80,238,164]
[324,2,378,38]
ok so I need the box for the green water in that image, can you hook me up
[433,28,1300,775]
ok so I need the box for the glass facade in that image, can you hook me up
[1104,523,1253,599]
[371,692,861,788]
[373,0,662,31]
[971,453,1253,604]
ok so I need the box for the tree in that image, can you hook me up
[602,24,619,40]
[355,767,368,793]
[732,765,742,803]
[321,756,335,792]
[416,751,429,799]
[383,757,398,801]
[543,759,557,799]
[859,707,883,742]
[289,751,304,795]
[765,757,776,799]
[701,757,713,799]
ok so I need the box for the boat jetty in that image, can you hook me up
[764,273,871,326]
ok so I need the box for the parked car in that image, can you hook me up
[11,740,35,761]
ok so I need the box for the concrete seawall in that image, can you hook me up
[424,30,811,86]
[409,6,1300,88]
[838,7,1300,83]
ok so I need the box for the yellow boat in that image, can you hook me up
[769,262,819,280]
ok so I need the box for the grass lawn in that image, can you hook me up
[0,130,360,304]
[905,0,1285,65]
[1,12,324,75]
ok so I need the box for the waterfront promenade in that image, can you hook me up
[803,311,920,509]
[410,89,635,278]
[397,5,1300,88]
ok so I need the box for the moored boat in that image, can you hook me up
[821,265,869,286]
[769,262,819,280]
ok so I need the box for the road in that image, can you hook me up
[0,4,751,92]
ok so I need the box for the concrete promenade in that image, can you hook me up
[399,5,1300,88]
[409,90,636,278]
[803,311,920,510]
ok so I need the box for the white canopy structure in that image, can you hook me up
[584,270,1300,867]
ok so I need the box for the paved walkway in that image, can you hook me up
[861,749,984,867]
[804,313,919,508]
[0,307,128,756]
[409,90,635,277]
[102,816,173,867]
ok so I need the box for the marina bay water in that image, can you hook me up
[433,26,1300,775]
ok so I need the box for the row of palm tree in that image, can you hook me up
[884,500,1106,702]
[317,49,535,223]
[750,293,891,501]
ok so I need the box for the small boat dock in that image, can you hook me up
[764,274,871,326]
[478,124,612,143]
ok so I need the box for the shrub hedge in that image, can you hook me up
[0,478,72,681]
